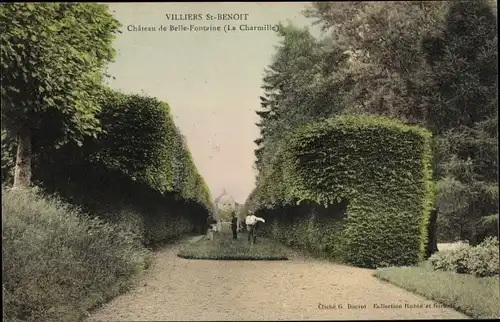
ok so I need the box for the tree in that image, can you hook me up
[303,1,497,132]
[424,0,498,244]
[303,1,451,125]
[419,0,498,134]
[254,23,348,173]
[303,1,498,244]
[435,119,498,244]
[0,3,121,188]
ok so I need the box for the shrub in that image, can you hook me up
[429,245,471,274]
[466,237,499,277]
[2,187,150,322]
[429,237,499,277]
[246,115,435,268]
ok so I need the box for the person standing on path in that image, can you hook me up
[206,215,216,240]
[231,212,238,240]
[245,212,265,244]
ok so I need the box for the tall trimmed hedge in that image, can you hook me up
[1,127,15,184]
[93,90,213,210]
[91,90,176,192]
[246,115,434,268]
[170,124,213,208]
[31,89,213,244]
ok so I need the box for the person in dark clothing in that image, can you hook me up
[206,215,216,240]
[230,212,238,240]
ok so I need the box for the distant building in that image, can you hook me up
[213,190,237,227]
[216,194,236,211]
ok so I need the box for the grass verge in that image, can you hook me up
[2,187,151,322]
[373,264,500,319]
[177,231,289,260]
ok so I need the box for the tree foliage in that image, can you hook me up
[423,0,498,243]
[0,3,121,144]
[302,1,450,124]
[0,3,213,223]
[0,3,122,188]
[435,119,499,243]
[254,23,350,173]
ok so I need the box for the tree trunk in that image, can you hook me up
[469,209,479,246]
[13,126,32,189]
[425,208,439,258]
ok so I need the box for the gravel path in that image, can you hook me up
[88,236,469,321]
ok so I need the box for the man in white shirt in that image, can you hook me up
[245,212,265,244]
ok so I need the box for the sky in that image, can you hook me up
[105,2,322,203]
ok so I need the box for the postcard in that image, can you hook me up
[1,2,498,321]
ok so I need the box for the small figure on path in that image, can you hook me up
[206,215,217,240]
[245,212,265,244]
[231,212,238,240]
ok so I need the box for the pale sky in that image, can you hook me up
[105,2,322,203]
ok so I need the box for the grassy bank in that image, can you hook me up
[374,265,500,319]
[177,229,289,260]
[2,187,151,322]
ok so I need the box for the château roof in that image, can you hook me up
[217,195,235,205]
[214,189,235,206]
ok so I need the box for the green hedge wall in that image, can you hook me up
[1,127,15,184]
[170,124,213,208]
[246,115,434,268]
[89,89,213,212]
[31,89,213,244]
[91,90,176,192]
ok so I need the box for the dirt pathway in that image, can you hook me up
[88,236,469,321]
